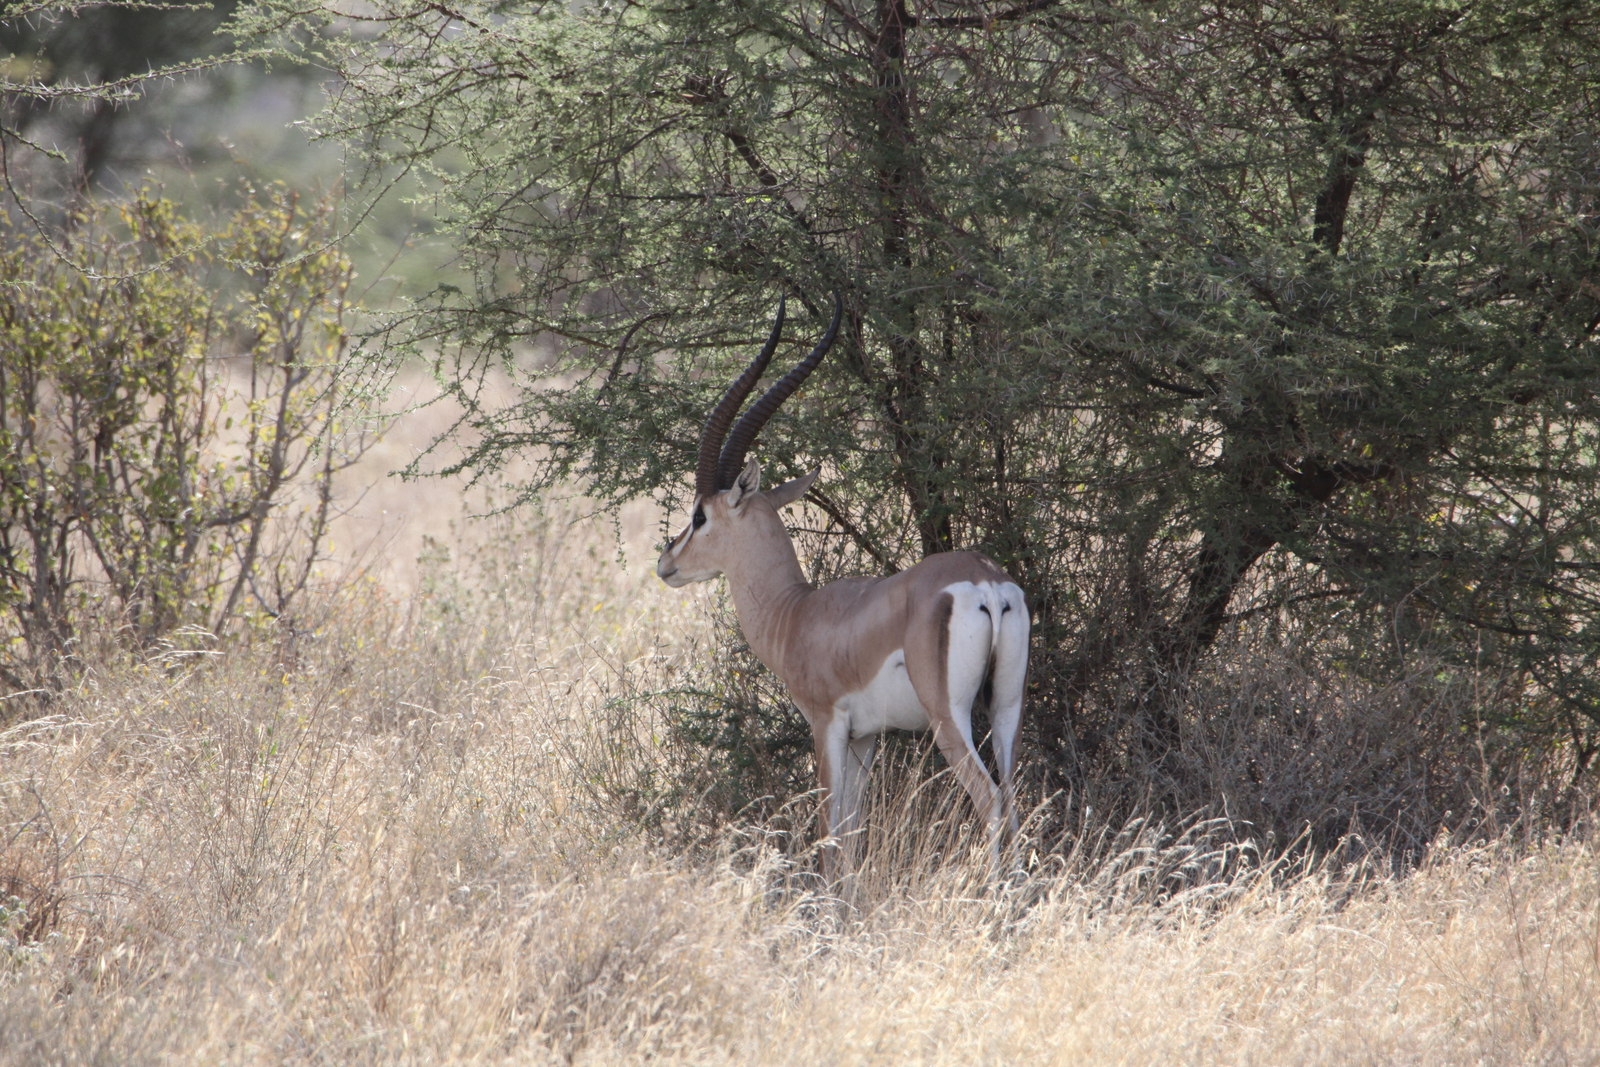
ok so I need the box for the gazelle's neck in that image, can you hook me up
[720,508,811,675]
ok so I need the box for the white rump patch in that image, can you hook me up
[835,579,1027,744]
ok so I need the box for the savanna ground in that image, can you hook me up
[2,388,1597,1066]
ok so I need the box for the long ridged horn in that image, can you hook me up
[716,291,842,491]
[695,296,786,499]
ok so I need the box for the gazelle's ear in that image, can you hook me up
[726,458,762,509]
[765,467,819,510]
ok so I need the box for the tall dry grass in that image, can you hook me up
[1,502,1597,1065]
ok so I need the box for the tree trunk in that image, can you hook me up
[873,0,952,557]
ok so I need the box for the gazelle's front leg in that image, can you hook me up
[809,713,845,881]
[837,730,878,861]
[810,712,878,881]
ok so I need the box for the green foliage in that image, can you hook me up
[238,0,1600,801]
[654,669,816,825]
[0,184,367,696]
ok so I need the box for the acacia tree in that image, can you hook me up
[239,0,1600,801]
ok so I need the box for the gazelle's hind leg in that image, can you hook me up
[988,582,1030,846]
[906,584,1006,865]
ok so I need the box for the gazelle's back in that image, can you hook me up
[777,552,1021,714]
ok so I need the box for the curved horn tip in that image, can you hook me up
[693,291,791,497]
[713,289,843,489]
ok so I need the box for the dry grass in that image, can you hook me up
[2,497,1598,1065]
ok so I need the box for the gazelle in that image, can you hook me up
[656,293,1029,876]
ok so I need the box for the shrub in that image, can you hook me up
[0,185,370,702]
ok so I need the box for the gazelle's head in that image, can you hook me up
[656,292,842,587]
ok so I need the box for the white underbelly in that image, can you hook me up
[837,648,929,737]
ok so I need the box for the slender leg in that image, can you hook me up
[928,718,1003,860]
[988,583,1031,847]
[819,729,883,883]
[836,732,879,838]
[811,713,853,882]
[909,585,1006,868]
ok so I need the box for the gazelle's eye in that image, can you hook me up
[692,507,706,529]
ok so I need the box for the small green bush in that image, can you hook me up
[0,186,370,701]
